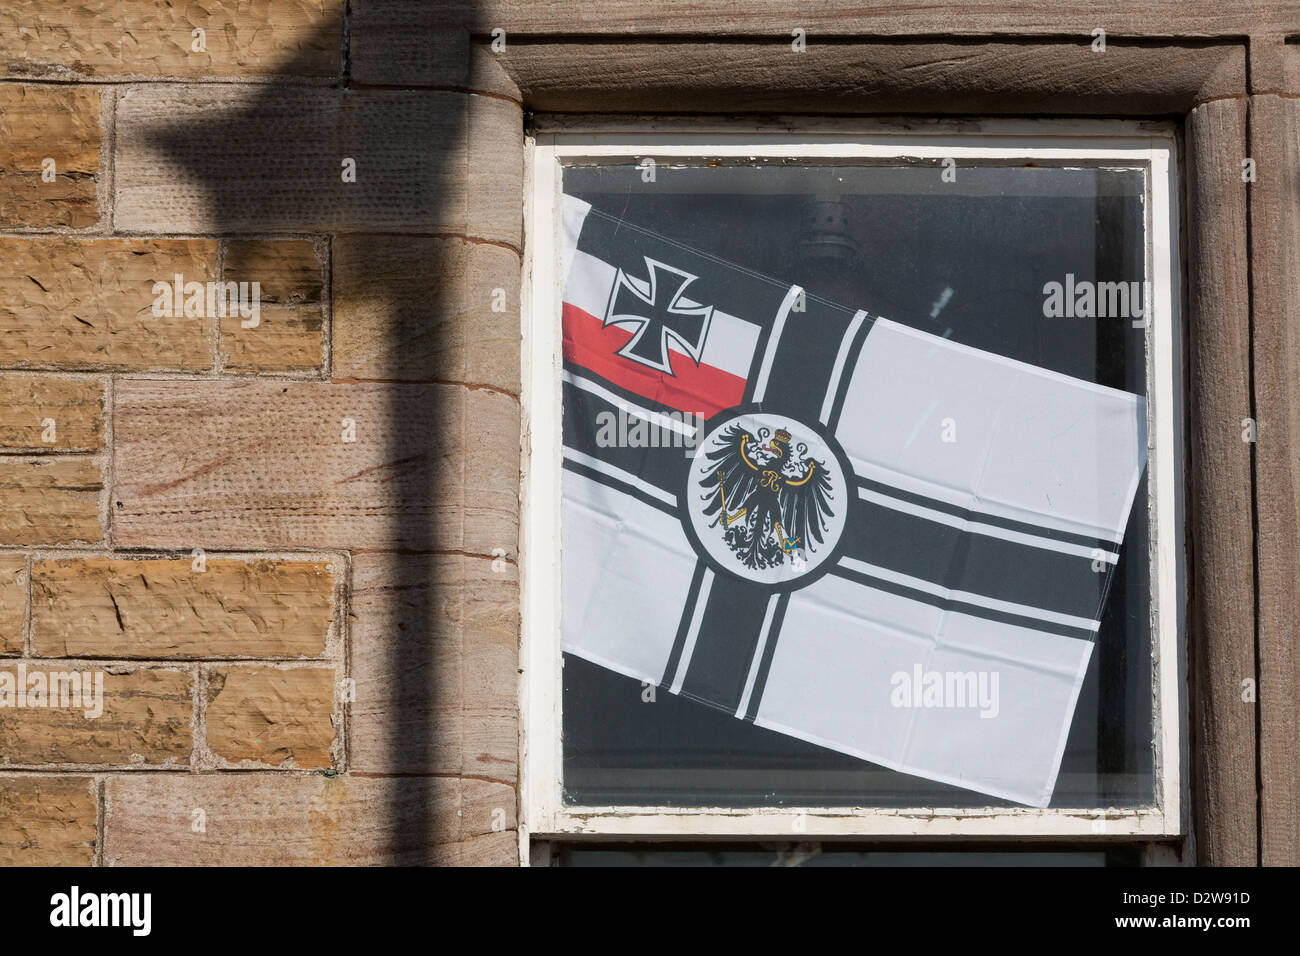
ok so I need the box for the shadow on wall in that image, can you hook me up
[129,5,522,863]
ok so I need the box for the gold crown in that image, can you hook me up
[774,428,791,443]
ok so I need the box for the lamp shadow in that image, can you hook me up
[137,8,508,864]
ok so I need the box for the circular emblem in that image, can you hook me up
[682,406,852,589]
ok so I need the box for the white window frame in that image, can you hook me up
[520,118,1184,846]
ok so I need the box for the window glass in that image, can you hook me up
[559,162,1154,809]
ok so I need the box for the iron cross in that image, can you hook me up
[604,257,714,375]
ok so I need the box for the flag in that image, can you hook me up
[559,195,1147,807]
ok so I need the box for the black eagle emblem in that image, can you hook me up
[698,424,835,570]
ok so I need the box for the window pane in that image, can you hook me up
[560,161,1155,808]
[549,842,1143,867]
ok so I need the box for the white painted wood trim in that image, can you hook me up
[543,806,1173,839]
[522,120,1183,842]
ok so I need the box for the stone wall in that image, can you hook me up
[0,0,521,866]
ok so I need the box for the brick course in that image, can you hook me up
[0,86,101,229]
[0,776,97,866]
[30,557,337,659]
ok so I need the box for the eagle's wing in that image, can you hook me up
[697,423,762,521]
[777,455,834,550]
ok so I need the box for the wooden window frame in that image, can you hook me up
[495,36,1271,863]
[522,120,1184,841]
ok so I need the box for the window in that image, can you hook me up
[522,120,1182,840]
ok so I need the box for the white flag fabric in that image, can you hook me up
[558,194,1147,807]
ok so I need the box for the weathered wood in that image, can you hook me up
[501,40,1244,114]
[1248,35,1290,92]
[433,1,1300,37]
[1247,90,1300,866]
[1185,98,1258,865]
[1286,41,1300,94]
[103,773,516,865]
[114,87,522,242]
[111,380,519,553]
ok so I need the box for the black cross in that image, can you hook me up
[605,257,713,375]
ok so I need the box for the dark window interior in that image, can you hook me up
[562,162,1154,809]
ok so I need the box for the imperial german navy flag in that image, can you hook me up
[559,195,1147,807]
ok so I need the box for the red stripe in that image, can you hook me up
[562,303,745,417]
